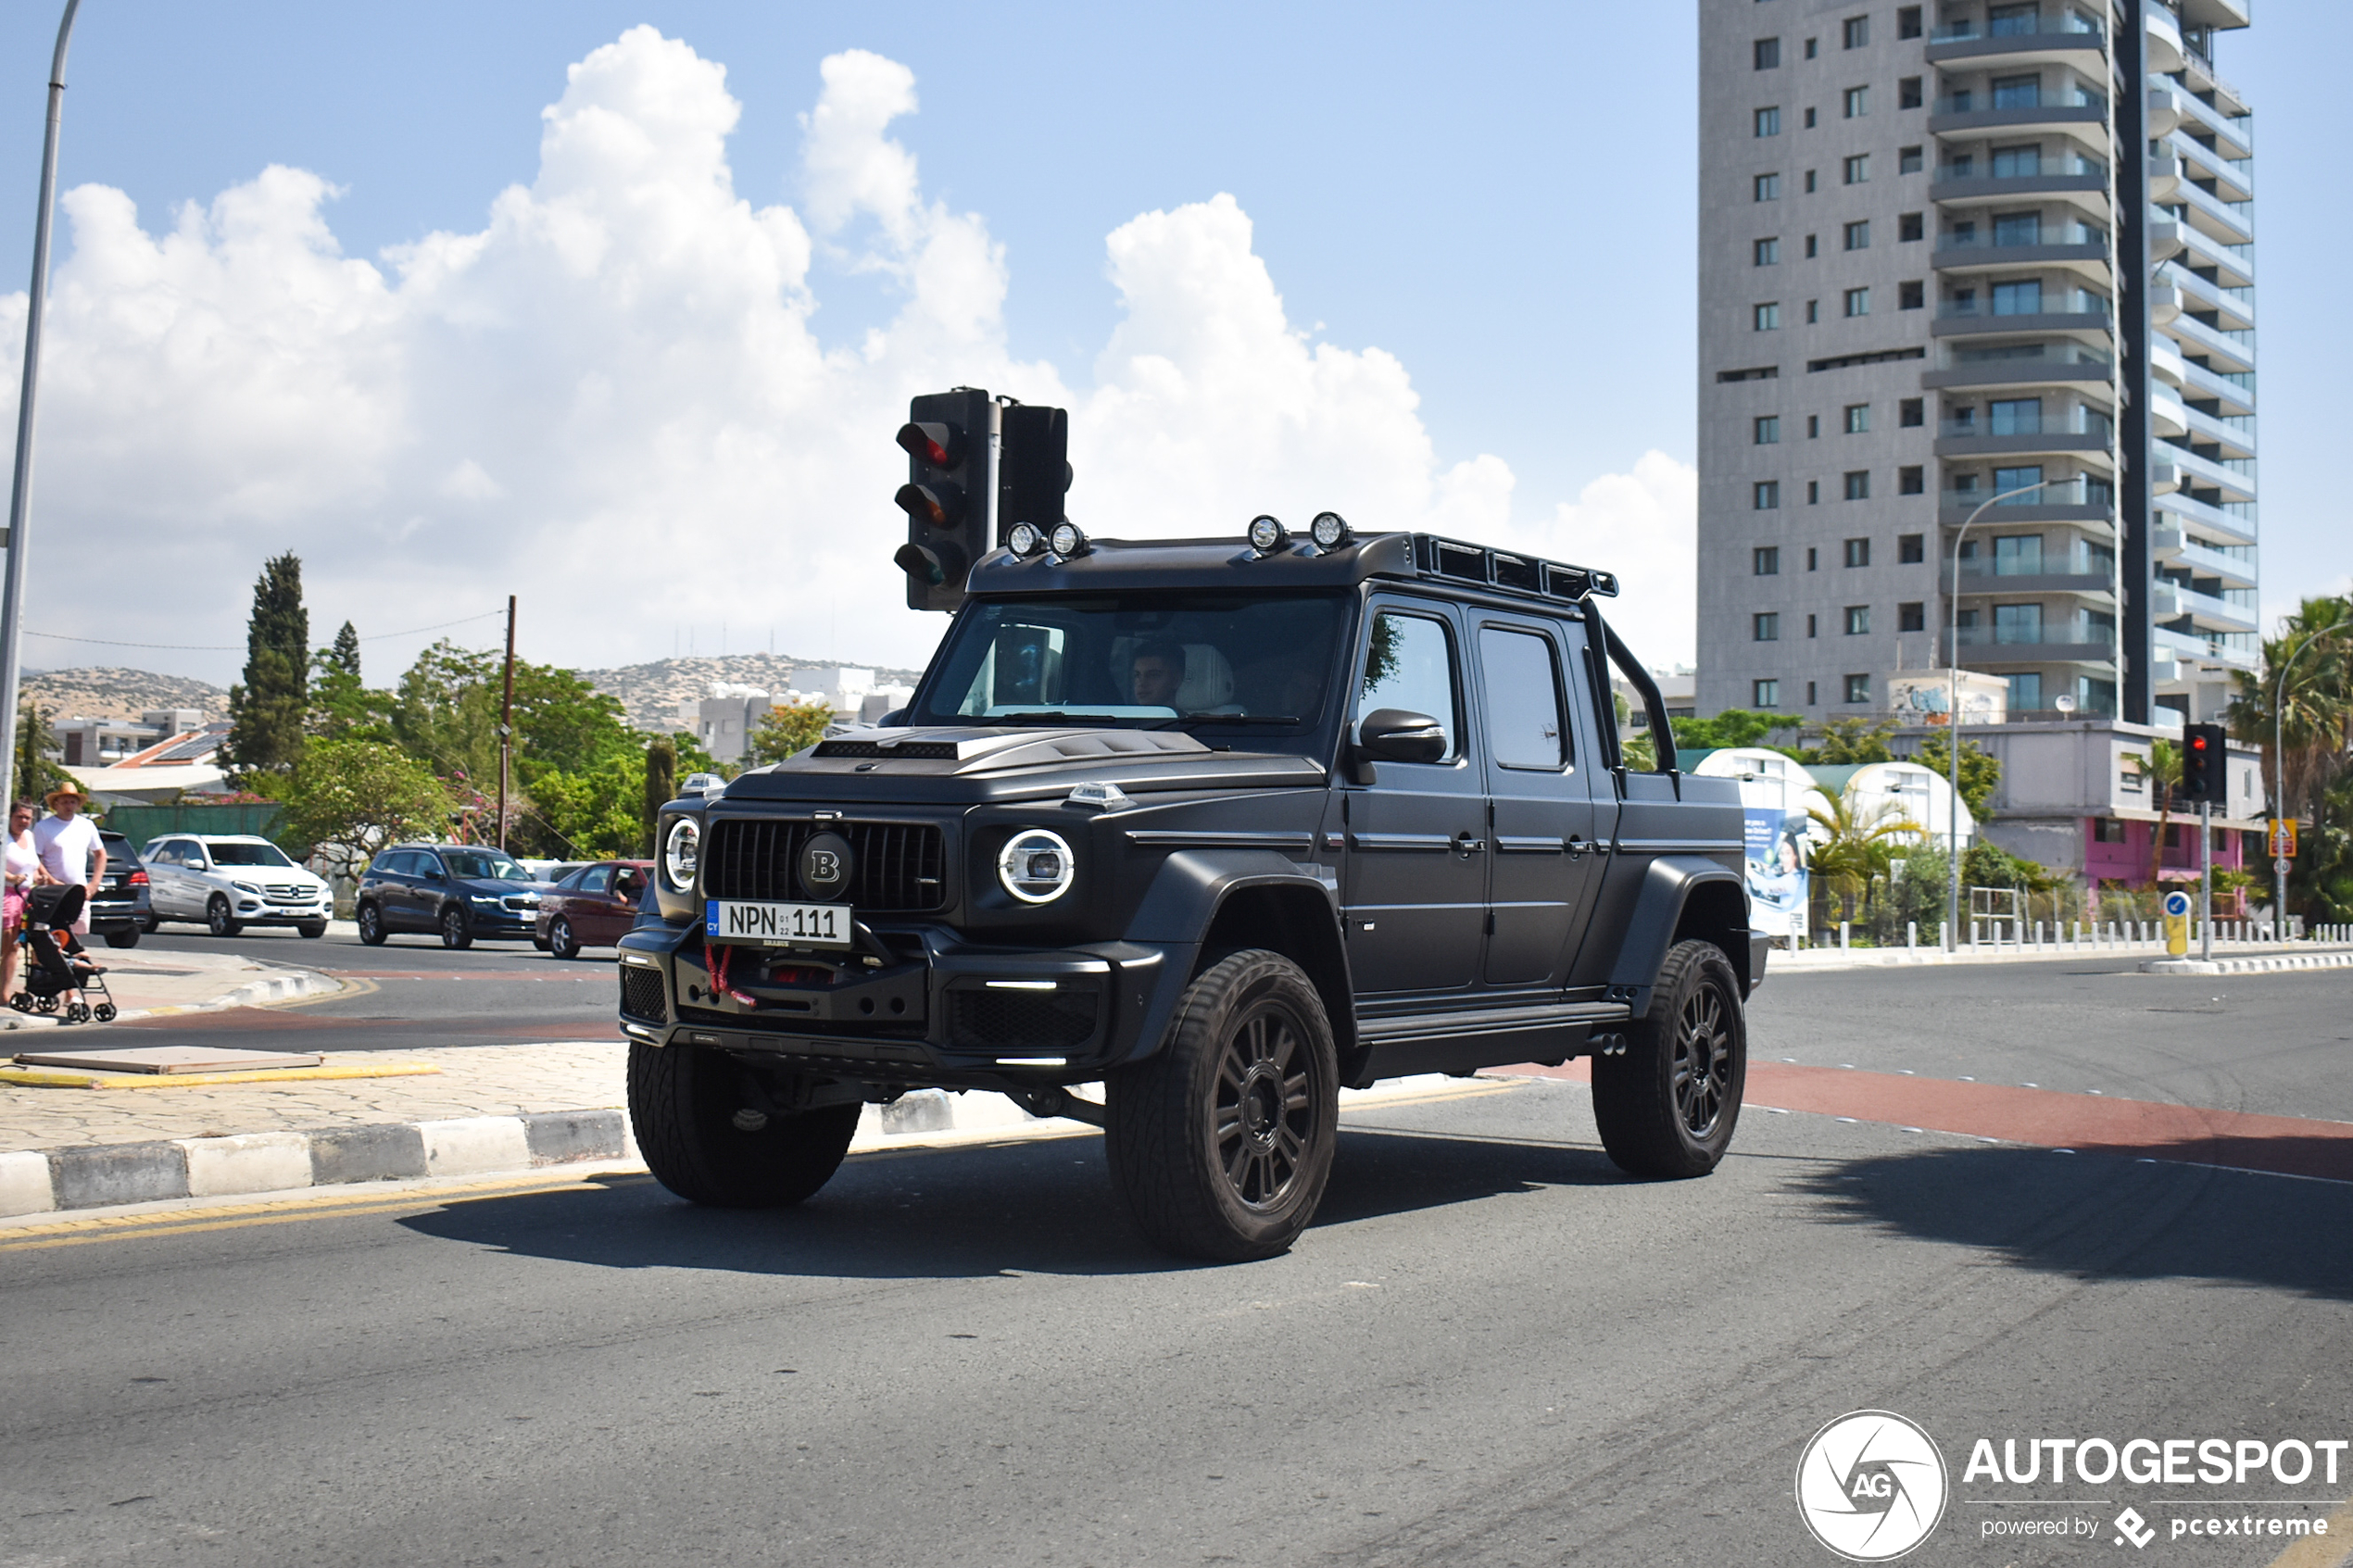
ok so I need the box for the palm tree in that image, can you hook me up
[2143,737,2182,887]
[2230,596,2353,843]
[1806,794,1926,923]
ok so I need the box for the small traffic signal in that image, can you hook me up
[894,389,998,612]
[2182,722,2228,804]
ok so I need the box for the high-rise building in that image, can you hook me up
[1696,0,2257,733]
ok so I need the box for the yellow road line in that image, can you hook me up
[2267,1498,2353,1568]
[0,1059,439,1090]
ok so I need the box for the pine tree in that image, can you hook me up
[329,620,361,678]
[642,735,677,857]
[225,553,310,772]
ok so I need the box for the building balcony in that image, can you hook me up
[1923,347,2112,395]
[1931,169,2108,217]
[2153,581,2259,635]
[1948,632,2120,668]
[1931,237,2109,282]
[2152,527,2259,591]
[2150,340,2255,418]
[1926,23,2105,70]
[2150,392,2255,461]
[2156,490,2257,546]
[1948,570,2116,602]
[2166,180,2255,248]
[2156,443,2256,505]
[1930,100,2107,139]
[1938,481,2114,528]
[2180,1,2253,38]
[2144,3,2185,73]
[2156,263,2254,332]
[2149,219,2253,290]
[2160,311,2257,377]
[2147,85,2254,161]
[1932,312,2113,349]
[2163,132,2253,203]
[2156,625,2259,673]
[1934,428,2113,465]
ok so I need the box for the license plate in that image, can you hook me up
[705,898,852,947]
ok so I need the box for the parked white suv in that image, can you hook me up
[141,834,332,938]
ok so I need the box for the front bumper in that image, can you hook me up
[616,919,1183,1086]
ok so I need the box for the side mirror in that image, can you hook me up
[1358,708,1447,764]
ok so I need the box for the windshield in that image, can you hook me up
[912,593,1350,732]
[207,841,296,869]
[440,849,533,882]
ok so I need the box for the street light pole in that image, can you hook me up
[0,0,82,799]
[2271,628,2322,940]
[1945,478,2053,952]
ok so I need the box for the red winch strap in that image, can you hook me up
[706,941,757,1007]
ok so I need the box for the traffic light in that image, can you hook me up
[894,388,998,612]
[2182,722,2228,804]
[999,403,1071,542]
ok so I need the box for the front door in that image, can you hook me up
[1474,615,1610,988]
[1341,599,1488,995]
[572,864,619,944]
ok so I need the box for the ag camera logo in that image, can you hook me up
[1796,1411,1950,1562]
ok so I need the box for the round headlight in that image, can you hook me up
[662,817,700,890]
[1309,510,1350,548]
[1007,521,1041,556]
[1247,514,1287,553]
[1049,521,1085,558]
[997,828,1076,904]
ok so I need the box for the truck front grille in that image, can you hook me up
[702,820,946,912]
[619,966,668,1022]
[946,988,1100,1053]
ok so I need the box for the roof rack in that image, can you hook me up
[1411,534,1619,603]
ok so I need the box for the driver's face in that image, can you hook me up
[1131,655,1183,708]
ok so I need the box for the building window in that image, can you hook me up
[1899,280,1925,309]
[1844,536,1871,567]
[1991,278,2044,316]
[1807,482,1820,507]
[1804,106,1818,129]
[1844,470,1870,501]
[1843,286,1869,317]
[1754,679,1781,709]
[1806,299,1821,323]
[1990,4,2042,37]
[1898,601,1926,632]
[1843,87,1869,119]
[1897,6,1923,39]
[1755,613,1781,642]
[1993,209,2041,245]
[1844,606,1870,634]
[1755,236,1780,265]
[1754,481,1781,510]
[1898,532,1924,562]
[1898,211,1924,242]
[1898,398,1924,428]
[1898,465,1924,495]
[1807,614,1819,637]
[1805,233,1819,258]
[1844,673,1871,704]
[1994,462,2045,499]
[2095,818,2127,845]
[2008,671,2045,710]
[1805,37,1819,58]
[1755,107,1782,137]
[1755,546,1780,575]
[1805,414,1819,439]
[1898,146,1923,175]
[1805,169,1819,194]
[1755,415,1781,445]
[1991,73,2041,109]
[1842,16,1869,48]
[1843,220,1870,250]
[1755,172,1782,201]
[1806,680,1818,705]
[1993,602,2045,644]
[1755,37,1782,69]
[1899,76,1923,109]
[1842,154,1869,184]
[1843,403,1869,434]
[1755,301,1781,331]
[1989,396,2041,435]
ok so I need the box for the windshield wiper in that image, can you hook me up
[982,711,1126,727]
[1143,714,1302,729]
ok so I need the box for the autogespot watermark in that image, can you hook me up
[1797,1413,2347,1558]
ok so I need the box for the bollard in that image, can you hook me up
[1840,920,1850,951]
[1906,920,1917,950]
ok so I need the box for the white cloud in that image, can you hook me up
[0,27,1694,685]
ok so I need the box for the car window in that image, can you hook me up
[206,840,296,869]
[373,851,413,877]
[1357,608,1462,760]
[182,842,211,869]
[145,840,178,866]
[439,848,531,882]
[579,865,613,895]
[1478,626,1568,770]
[100,833,132,857]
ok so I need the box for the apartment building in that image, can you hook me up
[1697,0,2258,732]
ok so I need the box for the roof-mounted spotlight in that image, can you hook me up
[1308,511,1351,549]
[1006,521,1045,557]
[1247,515,1288,555]
[1048,521,1088,558]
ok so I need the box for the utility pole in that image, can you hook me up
[1945,477,2051,950]
[2199,798,2213,962]
[0,1,82,803]
[497,595,516,851]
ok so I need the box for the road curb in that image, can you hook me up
[0,960,344,1030]
[0,1109,635,1217]
[2139,951,2353,977]
[1776,942,2353,973]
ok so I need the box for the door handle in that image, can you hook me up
[1565,834,1588,859]
[1453,831,1485,856]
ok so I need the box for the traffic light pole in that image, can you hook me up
[2199,799,2212,962]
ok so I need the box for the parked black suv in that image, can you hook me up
[89,830,151,949]
[356,843,548,948]
[623,527,1761,1260]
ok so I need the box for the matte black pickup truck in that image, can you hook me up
[621,521,1763,1260]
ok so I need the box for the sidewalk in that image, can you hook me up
[1771,937,2353,973]
[0,945,341,1027]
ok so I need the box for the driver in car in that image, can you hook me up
[1129,640,1188,709]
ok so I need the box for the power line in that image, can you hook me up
[23,608,509,653]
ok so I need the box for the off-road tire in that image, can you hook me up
[1104,948,1340,1261]
[207,896,243,939]
[438,906,473,950]
[1592,938,1745,1179]
[356,903,387,946]
[628,1041,861,1209]
[104,929,141,949]
[296,921,327,939]
[548,916,581,960]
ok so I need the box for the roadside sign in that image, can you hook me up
[2270,818,2297,859]
[2162,888,2192,957]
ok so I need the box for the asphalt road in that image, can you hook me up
[3,960,2348,1566]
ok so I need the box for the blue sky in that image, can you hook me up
[0,2,2337,684]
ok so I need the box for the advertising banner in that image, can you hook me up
[1743,797,1810,943]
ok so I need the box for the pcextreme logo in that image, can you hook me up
[1795,1410,1951,1562]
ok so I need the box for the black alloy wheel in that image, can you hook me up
[439,905,473,950]
[548,916,581,960]
[356,903,386,946]
[207,895,243,939]
[1592,938,1746,1179]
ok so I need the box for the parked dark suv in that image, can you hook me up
[355,843,548,949]
[88,830,151,949]
[623,524,1761,1261]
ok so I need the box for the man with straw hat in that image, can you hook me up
[31,781,104,937]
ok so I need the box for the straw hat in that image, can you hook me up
[44,782,85,807]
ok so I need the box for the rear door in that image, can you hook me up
[572,864,617,943]
[1473,615,1611,989]
[1340,597,1488,995]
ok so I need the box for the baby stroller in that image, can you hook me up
[11,884,116,1024]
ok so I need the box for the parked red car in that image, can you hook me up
[535,859,653,959]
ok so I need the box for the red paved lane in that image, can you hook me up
[1500,1060,2353,1184]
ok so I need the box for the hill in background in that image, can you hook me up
[23,667,228,723]
[573,654,928,732]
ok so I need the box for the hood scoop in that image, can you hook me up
[812,727,1211,773]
